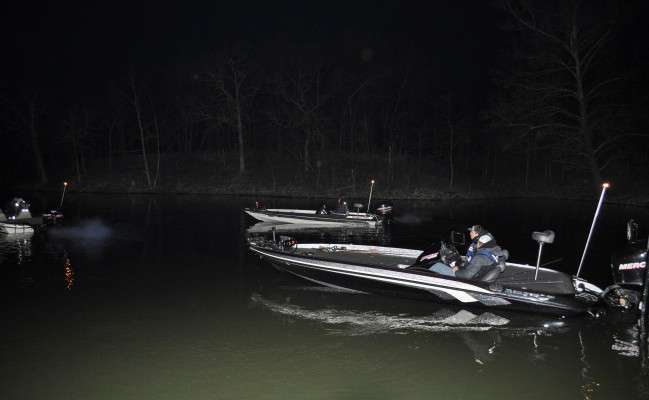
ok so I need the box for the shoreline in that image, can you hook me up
[7,179,649,208]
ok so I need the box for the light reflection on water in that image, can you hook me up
[0,233,33,264]
[1,194,649,400]
[63,256,74,290]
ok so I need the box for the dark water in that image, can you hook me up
[2,194,649,400]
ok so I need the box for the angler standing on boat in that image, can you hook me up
[335,197,349,214]
[429,225,505,279]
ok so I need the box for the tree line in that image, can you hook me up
[2,1,647,195]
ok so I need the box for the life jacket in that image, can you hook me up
[466,232,503,264]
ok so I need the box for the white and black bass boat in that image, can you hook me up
[244,205,389,226]
[244,180,392,226]
[247,229,604,316]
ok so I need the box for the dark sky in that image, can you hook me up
[3,1,647,106]
[2,1,503,95]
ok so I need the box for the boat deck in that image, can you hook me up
[290,247,575,295]
[293,247,416,269]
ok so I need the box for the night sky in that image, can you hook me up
[2,1,648,190]
[3,1,504,98]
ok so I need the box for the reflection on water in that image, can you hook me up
[248,287,608,371]
[1,230,72,291]
[63,256,74,290]
[251,292,510,335]
[0,233,33,265]
[245,221,392,246]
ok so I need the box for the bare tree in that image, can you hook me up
[27,96,48,184]
[270,59,332,173]
[128,71,160,188]
[201,49,258,175]
[63,105,89,184]
[492,0,646,189]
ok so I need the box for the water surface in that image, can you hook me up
[2,194,648,399]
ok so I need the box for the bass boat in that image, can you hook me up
[247,229,603,316]
[244,201,392,227]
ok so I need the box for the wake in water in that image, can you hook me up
[250,292,511,335]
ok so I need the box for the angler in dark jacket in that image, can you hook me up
[455,225,505,279]
[428,225,504,279]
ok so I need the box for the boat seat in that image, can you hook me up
[474,262,505,282]
[532,230,555,244]
[474,250,507,282]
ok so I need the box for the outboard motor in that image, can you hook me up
[375,202,393,217]
[604,220,648,310]
[6,198,32,220]
[374,202,394,224]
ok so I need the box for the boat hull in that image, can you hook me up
[244,208,381,226]
[0,222,35,235]
[249,243,597,316]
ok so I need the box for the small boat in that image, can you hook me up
[0,198,44,235]
[244,179,392,226]
[247,230,604,316]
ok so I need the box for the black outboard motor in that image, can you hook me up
[604,220,648,310]
[375,202,393,216]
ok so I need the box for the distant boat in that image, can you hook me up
[244,200,392,227]
[0,197,43,235]
[244,207,383,226]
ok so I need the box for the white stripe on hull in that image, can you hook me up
[250,247,492,303]
[245,210,347,225]
[245,210,378,226]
